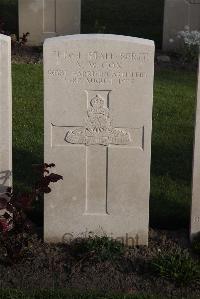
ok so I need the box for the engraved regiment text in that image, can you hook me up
[47,50,149,86]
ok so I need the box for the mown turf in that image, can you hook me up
[12,64,43,192]
[12,64,197,229]
[151,69,196,229]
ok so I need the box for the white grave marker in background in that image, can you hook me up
[0,34,12,191]
[191,52,200,240]
[19,0,81,45]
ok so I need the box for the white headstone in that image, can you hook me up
[44,34,155,246]
[18,0,81,46]
[191,52,200,240]
[0,34,12,191]
[163,0,200,52]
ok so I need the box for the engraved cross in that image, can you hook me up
[52,90,144,215]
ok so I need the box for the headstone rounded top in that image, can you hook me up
[0,34,11,42]
[44,34,155,48]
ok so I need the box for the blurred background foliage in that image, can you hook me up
[0,0,164,48]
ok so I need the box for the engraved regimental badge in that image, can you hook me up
[65,94,131,146]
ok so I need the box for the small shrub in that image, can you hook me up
[177,27,200,63]
[70,235,125,263]
[0,15,30,49]
[18,32,30,46]
[151,248,200,285]
[0,163,63,264]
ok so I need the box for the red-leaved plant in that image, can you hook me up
[0,163,63,264]
[0,163,63,234]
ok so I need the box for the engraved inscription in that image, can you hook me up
[47,50,150,86]
[53,51,149,62]
[65,94,131,146]
[194,216,200,223]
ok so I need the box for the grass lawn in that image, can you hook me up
[12,64,197,230]
[12,64,43,191]
[151,69,196,229]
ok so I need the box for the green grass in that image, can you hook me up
[70,235,124,262]
[0,289,191,299]
[12,65,197,230]
[151,69,196,228]
[151,248,200,285]
[12,64,43,191]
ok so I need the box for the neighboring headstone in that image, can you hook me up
[44,34,154,246]
[191,52,200,240]
[163,0,200,52]
[18,0,81,46]
[0,35,12,191]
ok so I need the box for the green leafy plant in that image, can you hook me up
[70,235,125,263]
[151,248,200,285]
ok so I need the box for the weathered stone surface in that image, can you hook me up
[18,0,81,45]
[191,53,200,240]
[163,0,200,51]
[44,34,155,245]
[0,35,12,191]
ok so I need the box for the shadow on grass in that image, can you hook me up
[13,147,43,191]
[150,191,190,229]
[13,147,44,227]
[150,126,193,229]
[151,131,193,182]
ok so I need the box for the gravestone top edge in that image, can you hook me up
[44,34,155,48]
[0,34,11,42]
